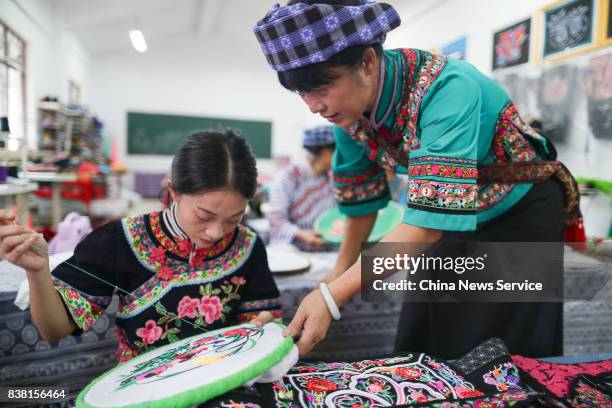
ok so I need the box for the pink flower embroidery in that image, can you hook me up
[177,296,199,318]
[367,382,384,393]
[136,320,163,346]
[150,247,167,264]
[230,276,246,286]
[199,295,223,324]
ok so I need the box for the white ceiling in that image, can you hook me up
[51,0,446,57]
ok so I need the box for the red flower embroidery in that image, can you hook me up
[177,296,199,318]
[150,247,167,264]
[395,367,422,380]
[157,264,174,280]
[455,386,484,399]
[177,239,192,256]
[199,295,222,324]
[136,320,162,345]
[223,328,249,337]
[305,378,337,393]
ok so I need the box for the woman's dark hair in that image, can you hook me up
[305,143,336,157]
[279,0,384,93]
[170,129,258,200]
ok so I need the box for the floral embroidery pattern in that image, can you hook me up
[408,179,478,213]
[408,156,478,181]
[512,355,612,399]
[334,176,389,206]
[412,389,539,408]
[52,277,111,331]
[119,215,256,318]
[133,279,245,350]
[118,326,263,390]
[567,374,612,408]
[271,353,481,407]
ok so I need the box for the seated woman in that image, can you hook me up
[266,126,336,251]
[0,130,282,362]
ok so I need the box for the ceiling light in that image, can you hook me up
[129,30,147,53]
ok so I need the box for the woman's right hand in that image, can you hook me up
[0,210,49,274]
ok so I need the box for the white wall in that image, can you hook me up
[87,30,327,176]
[0,0,90,148]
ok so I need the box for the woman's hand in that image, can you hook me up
[0,210,49,274]
[294,229,326,250]
[250,311,275,328]
[283,289,332,356]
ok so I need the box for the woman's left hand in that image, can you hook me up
[250,311,275,328]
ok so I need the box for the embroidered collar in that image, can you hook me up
[152,211,236,263]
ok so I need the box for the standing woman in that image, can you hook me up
[253,0,582,358]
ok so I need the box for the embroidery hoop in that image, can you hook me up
[77,323,293,408]
[314,201,404,244]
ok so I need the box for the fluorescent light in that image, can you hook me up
[129,30,147,53]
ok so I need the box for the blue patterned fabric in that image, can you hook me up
[303,125,335,147]
[253,1,401,71]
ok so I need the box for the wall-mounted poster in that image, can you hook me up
[539,0,599,62]
[441,36,467,60]
[492,18,532,70]
[601,0,612,45]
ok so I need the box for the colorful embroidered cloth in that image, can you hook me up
[333,48,553,231]
[512,354,612,407]
[51,212,282,363]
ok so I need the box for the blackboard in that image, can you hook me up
[543,0,594,58]
[492,18,531,70]
[127,112,272,158]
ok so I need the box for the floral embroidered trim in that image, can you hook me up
[149,211,234,261]
[52,277,110,331]
[119,217,257,318]
[333,166,385,185]
[334,176,389,206]
[238,297,282,312]
[408,156,478,180]
[408,179,478,213]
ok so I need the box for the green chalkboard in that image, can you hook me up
[127,112,272,158]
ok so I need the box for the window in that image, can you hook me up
[0,20,26,151]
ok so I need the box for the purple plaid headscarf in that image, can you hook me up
[253,1,401,72]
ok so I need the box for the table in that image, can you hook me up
[0,181,38,224]
[25,172,78,229]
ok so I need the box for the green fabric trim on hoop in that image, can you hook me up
[76,322,294,408]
